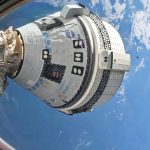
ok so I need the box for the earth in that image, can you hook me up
[0,0,150,150]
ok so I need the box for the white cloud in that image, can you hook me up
[131,0,150,50]
[128,0,134,5]
[58,130,63,138]
[135,58,145,72]
[3,92,19,108]
[100,0,112,17]
[90,0,126,30]
[34,0,77,7]
[131,12,150,49]
[116,84,126,105]
[4,92,9,101]
[105,80,128,121]
[124,72,129,80]
[74,131,92,150]
[91,0,99,7]
[105,110,125,121]
[117,84,125,98]
[35,0,126,25]
[136,45,144,52]
[118,112,124,121]
[140,0,150,11]
[112,0,126,20]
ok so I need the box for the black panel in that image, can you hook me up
[42,49,51,61]
[34,18,63,31]
[74,52,83,62]
[110,51,113,69]
[71,66,84,76]
[41,63,66,84]
[78,3,86,8]
[73,39,85,49]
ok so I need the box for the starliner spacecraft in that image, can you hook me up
[0,3,131,115]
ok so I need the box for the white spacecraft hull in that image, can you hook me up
[0,5,131,115]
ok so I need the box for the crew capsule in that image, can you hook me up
[0,5,131,115]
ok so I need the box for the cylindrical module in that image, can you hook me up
[3,5,131,115]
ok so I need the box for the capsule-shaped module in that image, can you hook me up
[1,5,131,115]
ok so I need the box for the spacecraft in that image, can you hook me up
[0,4,131,115]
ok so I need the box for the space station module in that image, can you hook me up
[0,5,130,114]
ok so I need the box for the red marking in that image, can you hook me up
[56,72,59,78]
[52,72,56,78]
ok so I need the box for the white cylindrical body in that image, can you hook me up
[13,5,130,114]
